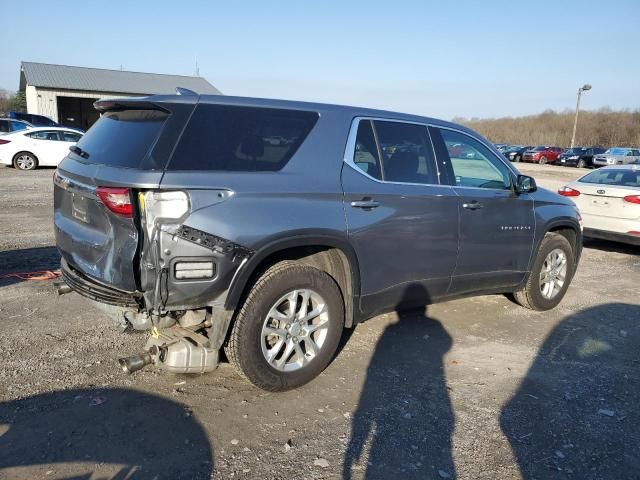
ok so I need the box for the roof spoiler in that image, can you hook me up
[93,98,171,113]
[175,87,198,96]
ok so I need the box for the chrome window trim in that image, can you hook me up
[342,116,518,191]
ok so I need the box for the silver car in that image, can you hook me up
[593,147,640,167]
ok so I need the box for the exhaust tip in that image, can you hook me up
[118,353,152,374]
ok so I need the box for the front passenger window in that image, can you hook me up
[439,129,511,190]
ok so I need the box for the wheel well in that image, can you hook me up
[548,226,578,260]
[12,151,38,165]
[236,246,357,328]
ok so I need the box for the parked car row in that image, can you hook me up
[497,143,640,168]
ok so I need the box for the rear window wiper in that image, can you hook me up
[69,145,90,159]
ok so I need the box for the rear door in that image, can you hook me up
[341,118,459,315]
[54,101,194,292]
[24,130,63,165]
[431,127,535,294]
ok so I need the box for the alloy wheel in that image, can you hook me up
[261,289,330,372]
[539,248,568,299]
[15,154,35,170]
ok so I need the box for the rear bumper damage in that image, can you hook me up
[58,226,252,375]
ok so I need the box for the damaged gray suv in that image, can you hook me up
[54,95,582,391]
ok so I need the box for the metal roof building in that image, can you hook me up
[20,61,221,130]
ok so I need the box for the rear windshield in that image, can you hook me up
[168,104,318,171]
[579,169,640,187]
[73,110,168,168]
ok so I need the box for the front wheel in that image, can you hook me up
[538,156,548,165]
[513,233,575,311]
[514,154,521,162]
[225,261,344,391]
[577,159,586,168]
[13,152,38,171]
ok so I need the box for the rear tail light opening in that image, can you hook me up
[623,195,640,205]
[558,186,581,197]
[0,139,11,145]
[97,187,133,217]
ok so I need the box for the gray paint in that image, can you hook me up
[54,94,582,324]
[20,62,220,95]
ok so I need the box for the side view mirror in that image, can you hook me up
[516,175,537,194]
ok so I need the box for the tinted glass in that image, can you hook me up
[579,169,640,187]
[61,131,82,142]
[0,120,8,133]
[10,121,28,132]
[532,146,547,151]
[352,120,382,180]
[27,130,60,140]
[169,105,318,171]
[439,129,511,190]
[374,121,437,184]
[73,110,168,168]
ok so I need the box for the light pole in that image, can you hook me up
[570,84,592,148]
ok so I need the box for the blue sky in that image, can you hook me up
[1,0,638,120]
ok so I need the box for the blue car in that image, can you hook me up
[8,111,84,133]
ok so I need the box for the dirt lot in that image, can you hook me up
[0,163,638,480]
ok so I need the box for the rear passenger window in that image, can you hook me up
[169,105,318,171]
[27,130,60,141]
[352,120,382,180]
[373,121,437,184]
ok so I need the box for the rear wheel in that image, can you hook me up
[13,152,38,171]
[538,156,548,165]
[513,233,575,311]
[225,261,344,391]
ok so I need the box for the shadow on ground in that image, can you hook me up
[500,303,640,479]
[344,285,455,479]
[0,246,60,286]
[583,237,639,255]
[0,388,214,479]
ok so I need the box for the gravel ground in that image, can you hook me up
[0,163,638,480]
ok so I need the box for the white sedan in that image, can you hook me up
[558,164,640,245]
[0,127,83,171]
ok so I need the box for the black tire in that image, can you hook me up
[13,152,38,171]
[513,233,575,311]
[514,154,521,162]
[538,156,548,165]
[577,159,586,168]
[225,261,344,391]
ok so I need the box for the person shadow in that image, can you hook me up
[0,387,214,479]
[500,302,640,479]
[343,284,456,479]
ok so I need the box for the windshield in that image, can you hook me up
[564,148,587,154]
[578,168,640,187]
[604,148,628,155]
[532,146,548,152]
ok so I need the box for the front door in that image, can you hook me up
[341,119,459,317]
[430,127,535,294]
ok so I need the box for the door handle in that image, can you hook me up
[351,199,380,209]
[462,201,483,210]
